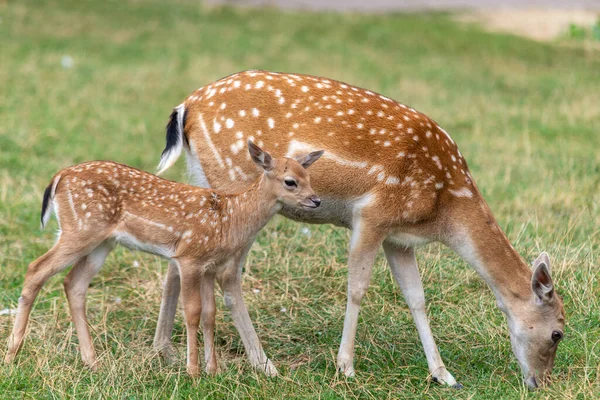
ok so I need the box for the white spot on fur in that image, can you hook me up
[449,187,473,198]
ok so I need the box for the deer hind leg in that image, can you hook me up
[63,241,114,370]
[5,239,82,364]
[217,245,278,377]
[178,260,203,377]
[153,260,181,363]
[336,219,386,377]
[201,272,217,375]
[382,242,461,388]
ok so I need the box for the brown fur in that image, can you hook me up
[155,70,564,387]
[5,144,323,377]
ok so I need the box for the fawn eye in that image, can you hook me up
[284,178,297,188]
[551,330,563,343]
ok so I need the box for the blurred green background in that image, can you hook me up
[0,0,599,398]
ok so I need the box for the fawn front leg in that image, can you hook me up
[382,242,460,388]
[217,248,278,377]
[178,260,203,377]
[201,271,218,375]
[153,260,180,362]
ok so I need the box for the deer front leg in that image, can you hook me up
[63,242,113,370]
[337,219,386,377]
[382,242,461,388]
[153,260,180,363]
[217,248,278,377]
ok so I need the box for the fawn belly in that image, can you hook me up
[113,231,176,259]
[113,212,181,259]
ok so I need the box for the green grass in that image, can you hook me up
[1,0,599,398]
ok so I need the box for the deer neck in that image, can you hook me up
[445,198,533,315]
[218,174,281,249]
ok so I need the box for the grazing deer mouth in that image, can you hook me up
[301,197,321,209]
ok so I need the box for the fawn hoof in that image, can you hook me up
[431,367,458,387]
[205,363,218,376]
[4,352,15,364]
[187,365,201,377]
[83,358,98,372]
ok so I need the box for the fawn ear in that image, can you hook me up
[295,150,324,169]
[531,252,554,303]
[248,140,274,171]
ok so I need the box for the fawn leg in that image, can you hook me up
[153,260,181,362]
[217,249,277,376]
[5,240,81,363]
[178,260,203,377]
[63,241,114,370]
[201,271,217,375]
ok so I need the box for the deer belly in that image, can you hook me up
[279,196,352,227]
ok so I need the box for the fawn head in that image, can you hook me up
[506,252,565,389]
[248,140,323,209]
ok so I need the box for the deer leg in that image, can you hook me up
[217,247,278,377]
[177,261,203,377]
[337,219,386,377]
[382,242,461,388]
[63,241,114,370]
[201,272,217,375]
[5,240,81,363]
[153,260,180,363]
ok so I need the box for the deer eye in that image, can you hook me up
[284,178,297,188]
[551,330,563,343]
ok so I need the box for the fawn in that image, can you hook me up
[154,70,564,388]
[5,140,323,376]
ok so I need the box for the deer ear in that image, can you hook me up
[248,140,273,171]
[531,252,554,303]
[295,150,324,169]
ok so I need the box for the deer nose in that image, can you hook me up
[311,195,321,207]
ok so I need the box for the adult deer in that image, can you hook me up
[4,143,324,376]
[155,70,564,388]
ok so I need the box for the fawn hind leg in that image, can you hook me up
[5,239,83,363]
[63,241,114,370]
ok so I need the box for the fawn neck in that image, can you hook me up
[218,173,281,249]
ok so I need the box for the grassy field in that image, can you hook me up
[1,0,599,398]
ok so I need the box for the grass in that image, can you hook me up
[0,0,599,398]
